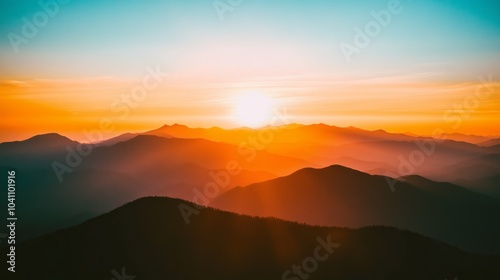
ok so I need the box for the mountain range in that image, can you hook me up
[1,123,499,257]
[11,197,500,280]
[210,165,500,254]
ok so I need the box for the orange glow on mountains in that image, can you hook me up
[1,77,499,142]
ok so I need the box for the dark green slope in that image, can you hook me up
[9,197,500,280]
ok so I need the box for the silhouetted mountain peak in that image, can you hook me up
[291,164,366,178]
[160,123,189,129]
[26,133,75,144]
[17,195,500,279]
[123,134,211,145]
[0,133,78,154]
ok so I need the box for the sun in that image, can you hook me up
[233,92,275,128]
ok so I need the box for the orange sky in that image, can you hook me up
[2,0,500,143]
[1,73,499,143]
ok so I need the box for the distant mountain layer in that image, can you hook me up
[1,125,498,245]
[144,124,500,195]
[439,133,492,144]
[13,197,500,280]
[0,133,302,241]
[479,138,500,147]
[210,165,500,254]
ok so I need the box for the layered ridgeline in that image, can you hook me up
[12,197,500,280]
[0,132,308,241]
[210,165,500,255]
[0,124,498,244]
[144,123,500,197]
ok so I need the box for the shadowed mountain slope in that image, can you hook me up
[0,133,299,241]
[12,197,500,280]
[210,165,500,254]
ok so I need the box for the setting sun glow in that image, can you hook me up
[233,92,275,128]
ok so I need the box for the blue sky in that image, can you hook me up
[1,0,499,80]
[1,0,500,140]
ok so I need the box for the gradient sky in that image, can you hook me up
[1,0,499,142]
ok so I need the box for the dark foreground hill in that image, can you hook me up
[10,197,500,280]
[210,165,500,255]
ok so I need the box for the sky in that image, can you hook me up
[1,0,499,142]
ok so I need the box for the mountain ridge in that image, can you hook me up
[13,196,500,280]
[210,164,500,254]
